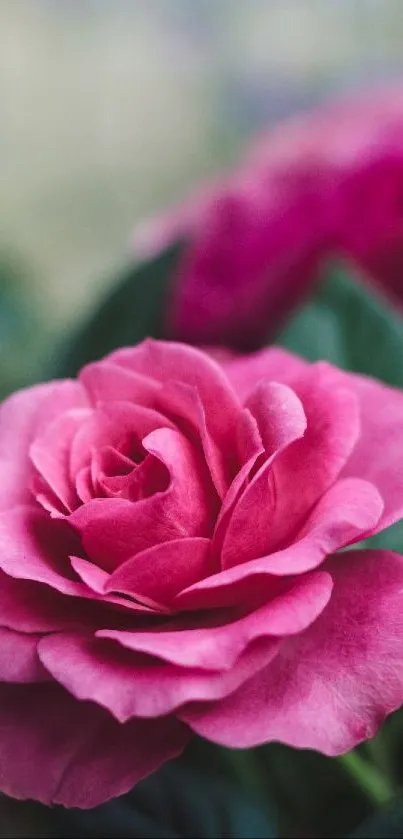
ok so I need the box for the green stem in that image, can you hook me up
[366,734,393,783]
[339,750,395,806]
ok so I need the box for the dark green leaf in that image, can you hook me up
[53,243,183,378]
[278,261,403,556]
[278,262,403,388]
[349,797,403,838]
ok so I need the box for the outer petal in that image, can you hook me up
[264,368,360,549]
[109,340,240,419]
[80,361,160,407]
[30,409,90,514]
[320,365,403,533]
[0,682,189,808]
[223,350,403,535]
[0,571,150,633]
[38,632,280,721]
[99,571,332,670]
[0,507,88,596]
[181,549,403,755]
[177,477,382,609]
[0,508,152,617]
[0,381,88,512]
[0,629,48,683]
[222,376,360,566]
[220,347,308,402]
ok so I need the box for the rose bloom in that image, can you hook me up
[134,86,403,348]
[1,339,403,808]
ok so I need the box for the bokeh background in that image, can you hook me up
[2,0,403,385]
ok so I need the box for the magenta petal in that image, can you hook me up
[221,382,307,567]
[245,381,307,453]
[106,538,212,605]
[226,353,403,535]
[38,632,279,720]
[71,428,216,570]
[0,571,134,632]
[80,361,160,407]
[75,465,95,503]
[68,558,158,615]
[109,340,240,417]
[99,571,332,670]
[69,401,173,480]
[69,556,109,594]
[0,507,89,596]
[261,370,360,553]
[0,629,48,683]
[220,348,308,402]
[110,340,244,493]
[30,409,89,513]
[0,682,189,808]
[0,381,88,512]
[0,573,75,632]
[336,371,403,532]
[177,477,382,609]
[159,380,231,497]
[181,549,403,754]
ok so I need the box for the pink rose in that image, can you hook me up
[134,86,403,347]
[1,339,403,808]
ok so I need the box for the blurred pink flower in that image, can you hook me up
[134,86,403,348]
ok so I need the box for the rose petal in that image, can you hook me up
[99,570,332,670]
[262,370,360,553]
[245,380,307,453]
[221,382,307,567]
[80,361,160,407]
[0,571,142,632]
[0,682,189,808]
[71,427,216,571]
[38,632,280,720]
[0,381,88,512]
[106,537,213,605]
[220,347,308,402]
[69,556,109,594]
[70,402,174,480]
[321,366,403,533]
[177,477,383,609]
[75,465,94,504]
[158,380,231,498]
[0,629,48,683]
[0,507,88,596]
[110,340,244,494]
[30,409,90,513]
[223,350,403,535]
[181,549,403,755]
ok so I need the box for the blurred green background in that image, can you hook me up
[2,0,403,389]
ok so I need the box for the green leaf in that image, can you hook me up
[278,262,403,388]
[0,256,44,398]
[52,243,182,379]
[278,262,403,554]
